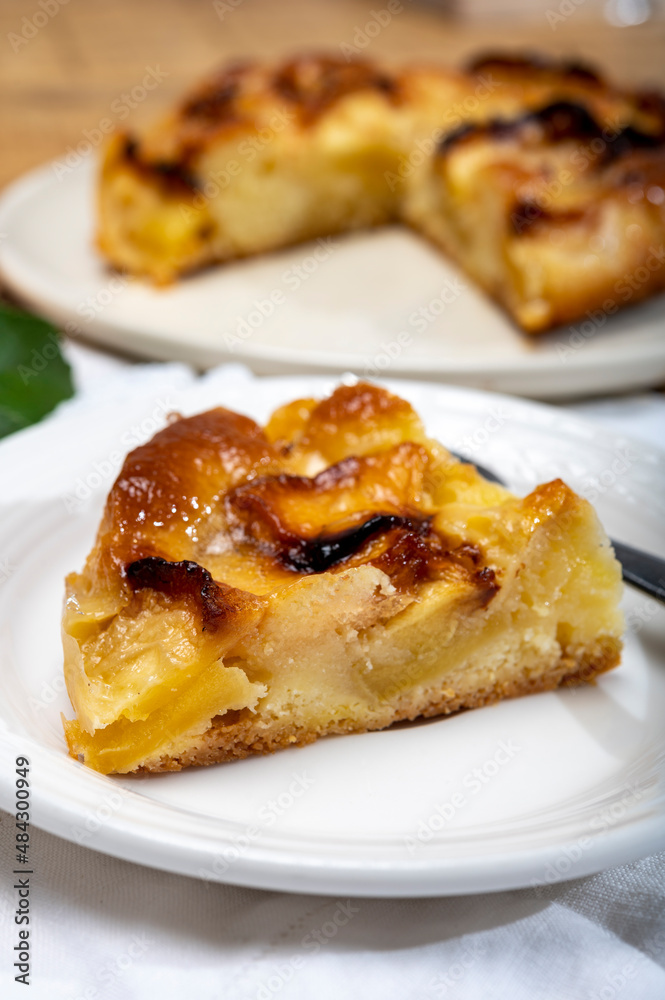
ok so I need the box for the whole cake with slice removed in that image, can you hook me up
[62,382,624,774]
[96,51,665,331]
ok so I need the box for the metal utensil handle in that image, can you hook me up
[610,541,665,604]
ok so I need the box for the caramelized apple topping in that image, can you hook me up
[126,556,262,632]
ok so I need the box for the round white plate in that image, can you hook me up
[0,372,664,896]
[1,158,665,400]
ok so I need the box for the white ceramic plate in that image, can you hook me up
[0,372,664,896]
[1,157,665,400]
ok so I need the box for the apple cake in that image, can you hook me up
[96,51,665,331]
[62,382,623,774]
[404,96,665,332]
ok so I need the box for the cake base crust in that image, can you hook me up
[122,635,620,772]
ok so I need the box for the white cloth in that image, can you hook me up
[1,341,664,1000]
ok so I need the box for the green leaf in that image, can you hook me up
[0,303,74,439]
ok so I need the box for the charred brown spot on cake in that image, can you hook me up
[225,446,430,550]
[437,114,529,157]
[369,529,499,598]
[511,199,589,236]
[225,450,434,575]
[438,100,665,168]
[633,90,665,135]
[272,54,399,123]
[120,136,199,194]
[225,456,499,592]
[466,52,603,87]
[267,511,435,575]
[179,61,253,124]
[532,101,606,143]
[227,491,497,590]
[604,128,665,166]
[225,461,427,570]
[126,556,242,631]
[438,101,600,156]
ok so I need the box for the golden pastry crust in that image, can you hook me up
[62,382,624,774]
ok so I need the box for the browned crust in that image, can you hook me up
[120,136,200,194]
[467,52,665,135]
[437,100,665,162]
[116,51,665,193]
[138,636,621,772]
[271,53,400,124]
[466,52,605,87]
[180,53,400,133]
[124,53,403,172]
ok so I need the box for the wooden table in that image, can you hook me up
[1,0,664,190]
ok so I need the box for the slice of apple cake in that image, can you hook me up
[62,382,623,773]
